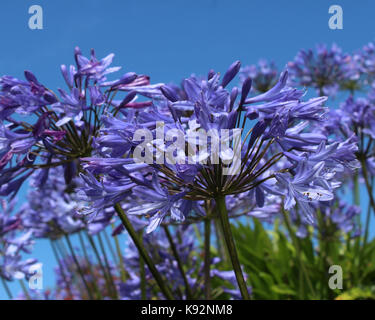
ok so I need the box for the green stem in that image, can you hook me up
[78,233,103,300]
[114,203,174,300]
[139,230,147,300]
[103,229,119,265]
[359,202,372,284]
[85,233,114,298]
[193,224,203,244]
[204,218,211,300]
[360,172,373,282]
[163,225,193,299]
[316,210,334,299]
[56,239,88,298]
[19,280,31,300]
[214,218,228,264]
[111,224,127,282]
[56,239,69,257]
[282,209,316,298]
[353,172,360,206]
[50,240,73,298]
[361,159,375,217]
[215,196,250,300]
[97,233,118,299]
[65,235,94,300]
[364,200,372,249]
[1,278,13,300]
[353,171,362,254]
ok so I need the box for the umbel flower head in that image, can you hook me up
[288,43,361,96]
[240,59,279,94]
[0,47,359,234]
[0,198,40,282]
[78,60,358,233]
[0,47,157,197]
[19,167,85,240]
[0,44,369,302]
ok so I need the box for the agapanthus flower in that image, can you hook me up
[340,96,375,140]
[315,95,374,166]
[225,189,281,222]
[0,46,157,198]
[274,161,335,224]
[0,44,366,301]
[126,174,187,233]
[0,198,40,282]
[288,44,361,96]
[354,41,375,85]
[240,59,279,93]
[0,72,57,119]
[78,61,356,232]
[292,200,361,239]
[19,167,85,240]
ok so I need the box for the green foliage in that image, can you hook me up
[336,287,375,300]
[231,218,375,300]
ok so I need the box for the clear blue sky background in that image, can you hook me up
[1,0,374,299]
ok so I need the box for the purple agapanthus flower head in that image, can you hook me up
[76,59,358,232]
[240,59,279,94]
[0,71,57,120]
[0,46,158,201]
[20,167,85,240]
[288,44,361,96]
[0,198,40,282]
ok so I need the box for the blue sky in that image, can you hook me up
[1,0,375,299]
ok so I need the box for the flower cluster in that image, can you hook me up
[0,199,39,283]
[0,47,154,197]
[2,41,375,300]
[239,59,279,93]
[78,61,357,233]
[288,44,361,96]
